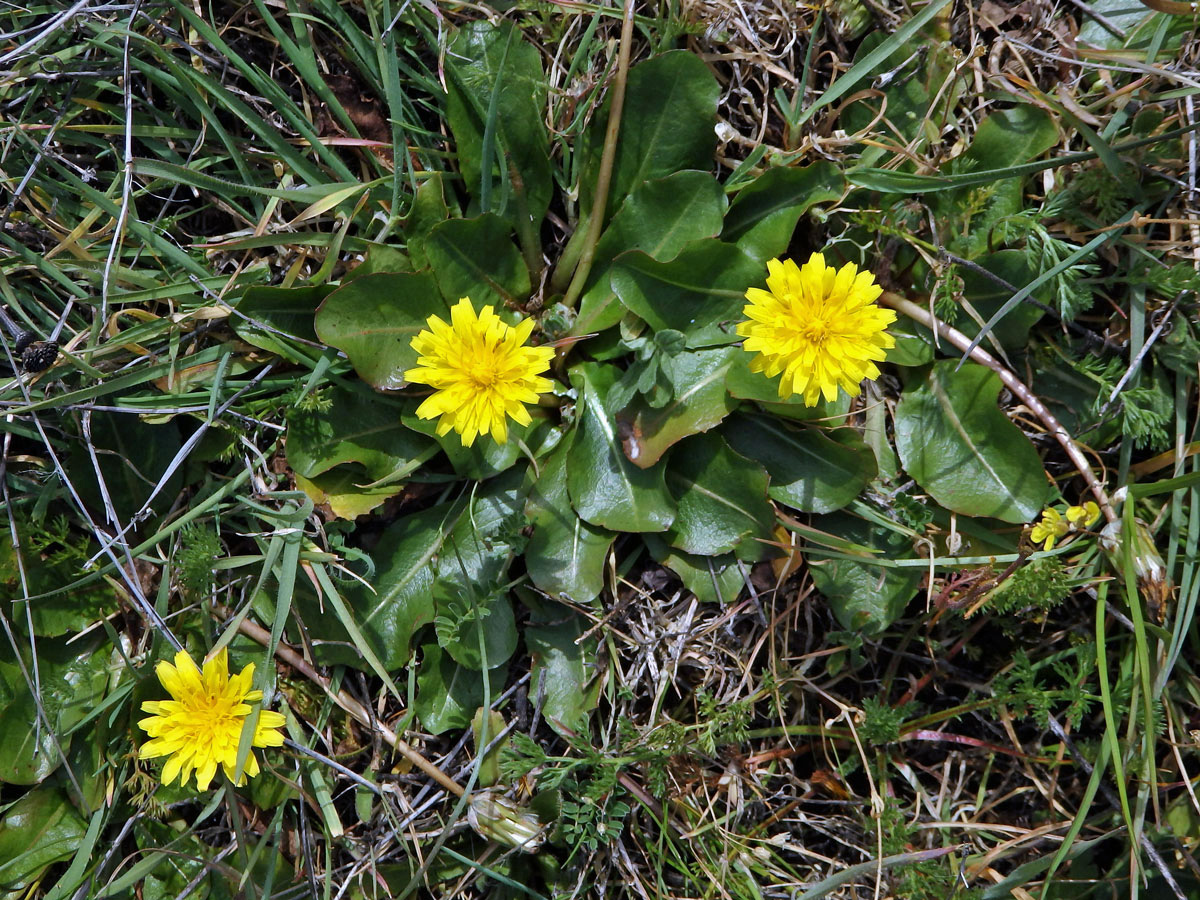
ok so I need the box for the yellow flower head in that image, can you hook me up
[1030,508,1069,551]
[404,298,555,447]
[737,253,897,406]
[1066,501,1101,529]
[138,648,285,791]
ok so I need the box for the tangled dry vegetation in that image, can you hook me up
[1,0,1199,898]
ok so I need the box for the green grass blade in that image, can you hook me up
[793,0,952,128]
[1095,579,1134,836]
[1038,739,1109,898]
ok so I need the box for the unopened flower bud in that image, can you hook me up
[468,790,546,853]
[1099,518,1170,622]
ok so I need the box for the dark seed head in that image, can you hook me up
[21,341,58,372]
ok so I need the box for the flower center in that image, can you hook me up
[184,693,238,731]
[800,317,830,344]
[466,355,500,389]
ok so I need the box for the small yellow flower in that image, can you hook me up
[404,298,555,447]
[138,648,286,791]
[1030,508,1069,551]
[1066,501,1101,529]
[737,253,897,406]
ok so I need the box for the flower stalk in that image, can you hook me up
[558,0,637,310]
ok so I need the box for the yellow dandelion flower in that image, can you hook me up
[138,648,286,791]
[737,253,897,406]
[1030,508,1069,551]
[1066,501,1101,529]
[404,298,555,447]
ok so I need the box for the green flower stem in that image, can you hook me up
[548,209,591,296]
[559,0,636,311]
[882,291,1116,525]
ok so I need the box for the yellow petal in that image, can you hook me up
[161,753,184,786]
[194,758,219,791]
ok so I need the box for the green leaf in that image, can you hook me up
[574,171,727,337]
[425,213,532,309]
[445,21,552,229]
[233,284,332,357]
[3,522,115,638]
[957,105,1059,174]
[664,432,775,557]
[310,503,452,670]
[524,444,615,605]
[807,513,922,636]
[349,244,414,280]
[566,363,676,533]
[846,169,959,194]
[580,51,720,220]
[400,173,451,271]
[621,347,737,469]
[294,468,405,520]
[285,387,433,482]
[644,535,746,605]
[69,413,183,528]
[1078,0,1157,49]
[415,642,507,735]
[723,350,844,417]
[435,466,528,595]
[723,413,877,514]
[885,316,936,367]
[402,405,560,481]
[0,787,87,892]
[593,172,727,266]
[611,239,762,348]
[0,636,109,785]
[894,361,1050,524]
[315,271,446,389]
[434,587,518,671]
[524,601,602,736]
[311,469,528,671]
[721,163,845,263]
